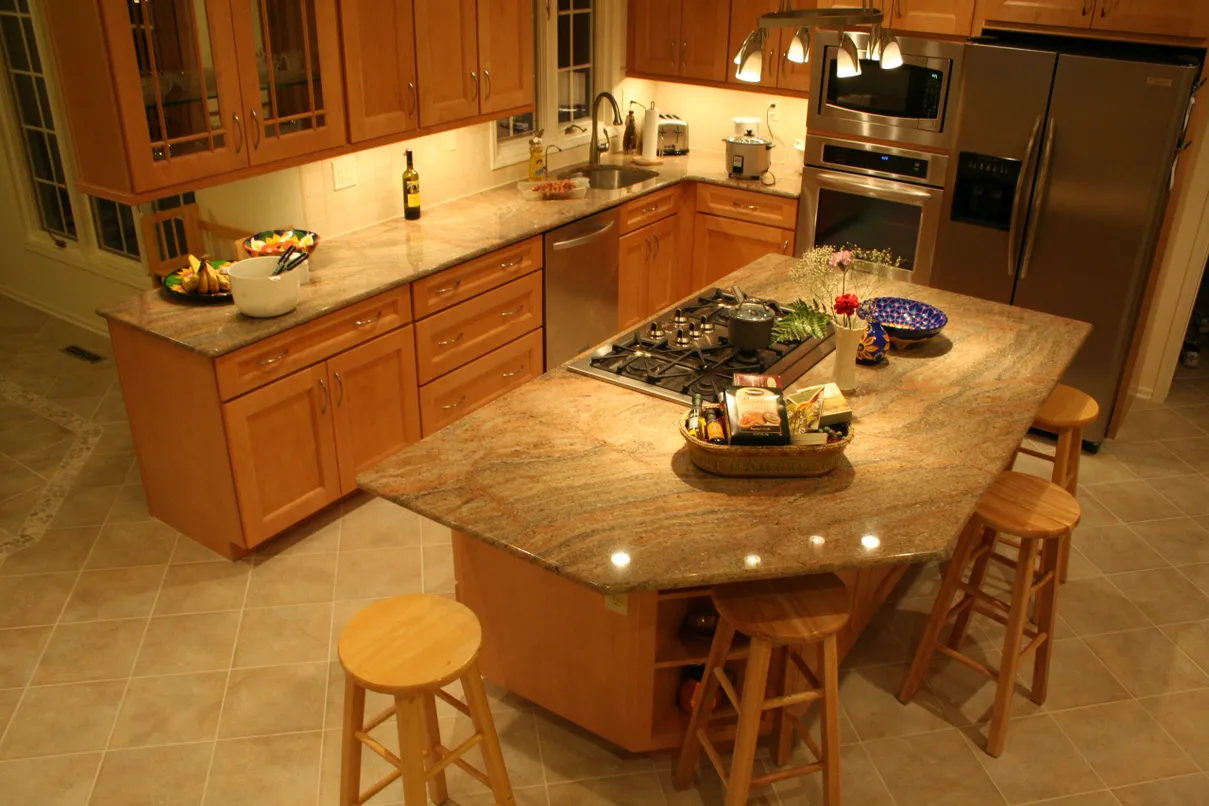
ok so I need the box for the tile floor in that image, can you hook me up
[3,293,1209,805]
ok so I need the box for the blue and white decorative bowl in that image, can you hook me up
[863,297,948,347]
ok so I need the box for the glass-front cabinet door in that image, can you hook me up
[229,0,345,164]
[101,0,249,189]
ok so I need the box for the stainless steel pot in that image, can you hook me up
[724,132,773,180]
[729,300,776,353]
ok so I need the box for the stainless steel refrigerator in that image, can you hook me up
[932,39,1199,443]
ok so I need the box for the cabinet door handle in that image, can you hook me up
[670,39,676,67]
[782,239,790,254]
[353,312,382,327]
[318,379,329,413]
[681,39,687,64]
[896,0,903,17]
[501,364,526,378]
[470,71,479,100]
[408,82,418,116]
[484,69,493,100]
[733,202,761,213]
[250,109,261,149]
[645,235,653,261]
[255,348,289,367]
[500,304,524,317]
[652,233,661,259]
[333,371,344,406]
[500,258,523,271]
[432,280,462,295]
[232,113,244,154]
[441,395,466,411]
[437,332,464,346]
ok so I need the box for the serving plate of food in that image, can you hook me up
[517,177,590,201]
[242,228,320,257]
[162,256,234,303]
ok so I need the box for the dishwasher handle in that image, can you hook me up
[551,219,616,251]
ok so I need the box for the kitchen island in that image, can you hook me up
[359,253,1091,753]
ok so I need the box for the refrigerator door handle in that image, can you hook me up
[1020,119,1057,281]
[1008,115,1044,277]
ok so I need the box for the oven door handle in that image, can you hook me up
[809,170,939,203]
[1008,116,1044,278]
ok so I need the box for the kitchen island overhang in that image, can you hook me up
[359,253,1091,751]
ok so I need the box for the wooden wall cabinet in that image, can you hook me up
[341,0,419,142]
[478,0,536,113]
[46,0,346,198]
[887,0,978,35]
[1091,1,1209,39]
[976,0,1093,29]
[629,0,731,82]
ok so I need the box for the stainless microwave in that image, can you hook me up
[808,31,965,150]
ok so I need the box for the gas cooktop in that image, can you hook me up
[567,288,836,404]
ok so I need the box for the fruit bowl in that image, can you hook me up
[862,296,948,347]
[242,228,320,257]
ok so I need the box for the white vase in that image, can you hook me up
[833,321,867,392]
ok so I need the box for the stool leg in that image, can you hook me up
[339,677,367,806]
[1058,426,1082,584]
[899,519,983,704]
[819,634,842,806]
[727,637,774,806]
[674,621,737,790]
[947,527,997,652]
[462,662,516,806]
[986,537,1040,757]
[1030,537,1062,705]
[421,694,448,804]
[394,695,431,805]
[774,647,801,767]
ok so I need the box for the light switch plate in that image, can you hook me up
[331,155,357,190]
[605,594,628,615]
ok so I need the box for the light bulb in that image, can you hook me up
[880,36,903,70]
[836,33,861,78]
[786,28,809,64]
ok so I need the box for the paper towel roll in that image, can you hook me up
[642,103,660,161]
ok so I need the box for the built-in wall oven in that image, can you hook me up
[797,136,947,286]
[809,31,966,150]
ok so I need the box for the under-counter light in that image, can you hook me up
[744,554,762,568]
[810,535,826,546]
[610,552,631,568]
[861,535,881,550]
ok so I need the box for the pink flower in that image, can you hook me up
[834,293,860,316]
[830,249,853,269]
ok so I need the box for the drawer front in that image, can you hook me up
[420,329,544,436]
[619,186,679,234]
[215,286,412,400]
[696,184,798,229]
[415,270,543,384]
[412,236,543,318]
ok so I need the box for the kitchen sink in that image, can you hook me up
[558,163,659,190]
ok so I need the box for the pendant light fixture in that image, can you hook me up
[734,28,767,82]
[866,25,883,62]
[729,0,882,81]
[786,27,810,64]
[836,29,861,78]
[880,31,903,69]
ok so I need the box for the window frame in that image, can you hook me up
[493,0,622,169]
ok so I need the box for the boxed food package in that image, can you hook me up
[723,386,791,446]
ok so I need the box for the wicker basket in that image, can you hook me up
[678,419,855,478]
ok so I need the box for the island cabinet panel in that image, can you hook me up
[340,0,420,142]
[223,364,342,548]
[412,236,543,318]
[414,270,543,384]
[418,329,544,436]
[414,0,481,126]
[618,229,653,331]
[619,213,684,330]
[629,0,682,77]
[1092,0,1209,39]
[976,0,1093,29]
[328,328,422,496]
[477,0,536,114]
[693,214,795,287]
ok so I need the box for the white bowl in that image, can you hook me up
[228,257,300,318]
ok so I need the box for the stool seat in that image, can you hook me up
[713,575,850,644]
[1033,384,1099,430]
[976,471,1081,540]
[339,595,481,694]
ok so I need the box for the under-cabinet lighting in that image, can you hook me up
[861,535,881,549]
[610,551,631,568]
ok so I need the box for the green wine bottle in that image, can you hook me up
[403,150,421,221]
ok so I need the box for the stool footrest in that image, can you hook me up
[355,730,403,767]
[432,741,493,789]
[358,768,403,804]
[787,649,822,692]
[435,687,472,717]
[362,704,396,733]
[1029,570,1055,596]
[752,760,825,787]
[762,688,822,712]
[1017,446,1054,462]
[427,732,484,780]
[713,666,743,713]
[935,644,997,680]
[696,730,730,789]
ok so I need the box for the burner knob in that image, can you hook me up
[688,321,702,339]
[673,308,688,324]
[648,321,665,339]
[700,319,715,332]
[675,328,691,347]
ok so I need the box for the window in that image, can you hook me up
[0,0,75,241]
[92,197,140,259]
[556,0,593,125]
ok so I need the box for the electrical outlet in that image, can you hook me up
[767,103,780,122]
[604,594,628,615]
[331,155,357,190]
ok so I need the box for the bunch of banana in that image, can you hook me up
[184,254,231,295]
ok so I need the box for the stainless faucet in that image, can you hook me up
[589,91,623,167]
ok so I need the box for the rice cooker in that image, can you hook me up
[724,131,773,180]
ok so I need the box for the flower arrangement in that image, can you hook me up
[773,245,896,342]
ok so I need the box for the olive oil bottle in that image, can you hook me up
[403,150,421,220]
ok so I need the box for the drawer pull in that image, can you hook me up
[501,364,526,378]
[733,202,761,213]
[334,371,344,406]
[499,258,523,271]
[255,348,289,367]
[353,312,382,327]
[441,395,466,411]
[437,332,465,347]
[639,205,658,214]
[432,280,462,295]
[500,305,524,318]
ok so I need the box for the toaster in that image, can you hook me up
[657,115,690,156]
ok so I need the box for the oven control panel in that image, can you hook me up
[950,152,1022,231]
[822,144,930,180]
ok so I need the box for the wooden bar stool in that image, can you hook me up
[338,595,516,806]
[674,575,850,806]
[899,471,1081,756]
[1016,383,1099,582]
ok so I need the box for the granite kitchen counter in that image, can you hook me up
[97,152,799,358]
[360,254,1091,593]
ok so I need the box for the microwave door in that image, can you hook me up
[931,44,1057,305]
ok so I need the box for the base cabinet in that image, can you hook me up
[693,214,795,287]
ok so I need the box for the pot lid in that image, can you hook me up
[723,130,772,146]
[733,300,775,321]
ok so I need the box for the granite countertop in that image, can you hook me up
[359,254,1091,594]
[98,153,801,358]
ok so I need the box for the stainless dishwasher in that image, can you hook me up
[543,208,620,368]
